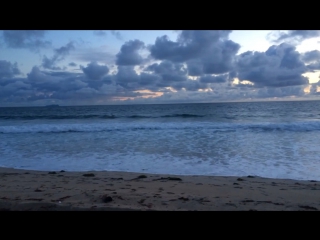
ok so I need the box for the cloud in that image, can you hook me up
[0,66,129,105]
[201,40,240,74]
[302,50,320,63]
[27,66,62,89]
[2,30,51,51]
[0,80,33,103]
[150,30,232,62]
[114,64,185,91]
[235,43,309,88]
[139,72,162,87]
[116,40,145,66]
[42,42,75,70]
[269,30,320,44]
[301,50,320,71]
[305,62,320,71]
[149,30,240,75]
[146,60,188,87]
[72,47,116,65]
[186,59,203,76]
[81,61,109,80]
[93,30,123,40]
[114,66,140,89]
[172,79,208,91]
[68,62,77,67]
[2,30,320,106]
[111,31,123,41]
[42,56,62,70]
[0,60,21,80]
[309,80,320,95]
[0,63,314,106]
[93,30,107,36]
[0,67,70,103]
[0,60,147,105]
[55,42,75,55]
[255,85,306,98]
[200,74,229,83]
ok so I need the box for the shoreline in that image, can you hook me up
[0,167,319,211]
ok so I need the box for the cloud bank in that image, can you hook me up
[1,30,320,106]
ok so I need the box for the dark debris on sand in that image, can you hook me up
[101,195,113,203]
[83,173,95,177]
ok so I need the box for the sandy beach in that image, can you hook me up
[0,167,319,211]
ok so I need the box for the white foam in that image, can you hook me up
[2,148,319,181]
[1,120,320,134]
[1,120,320,181]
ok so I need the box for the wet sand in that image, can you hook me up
[0,167,319,211]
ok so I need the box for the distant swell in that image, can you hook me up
[161,114,204,118]
[0,115,116,120]
[1,121,320,134]
[0,113,204,120]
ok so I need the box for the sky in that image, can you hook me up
[1,30,320,106]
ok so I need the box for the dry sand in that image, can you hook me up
[0,167,319,211]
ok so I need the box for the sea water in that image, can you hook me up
[1,101,320,180]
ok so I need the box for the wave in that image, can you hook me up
[0,113,204,120]
[161,114,204,118]
[1,121,320,134]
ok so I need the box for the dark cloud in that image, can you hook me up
[42,56,61,70]
[236,43,309,88]
[0,63,145,105]
[114,66,140,89]
[147,60,188,85]
[201,40,240,74]
[301,50,320,71]
[81,61,109,80]
[27,68,120,99]
[149,30,239,75]
[68,62,77,67]
[306,62,320,71]
[42,70,82,79]
[2,30,320,105]
[2,30,51,51]
[269,30,320,43]
[0,60,21,79]
[111,31,123,41]
[186,59,203,76]
[42,42,75,70]
[228,70,238,79]
[0,80,33,103]
[1,67,74,103]
[255,85,306,98]
[27,66,60,84]
[116,40,145,66]
[113,65,179,91]
[172,79,208,91]
[139,72,161,87]
[150,30,232,62]
[302,50,320,63]
[237,51,270,70]
[0,62,314,106]
[55,42,75,55]
[93,30,107,36]
[0,66,127,105]
[200,74,228,83]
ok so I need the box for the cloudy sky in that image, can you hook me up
[1,30,320,106]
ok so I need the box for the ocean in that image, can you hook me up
[1,100,320,181]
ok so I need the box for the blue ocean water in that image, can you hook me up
[1,100,320,180]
